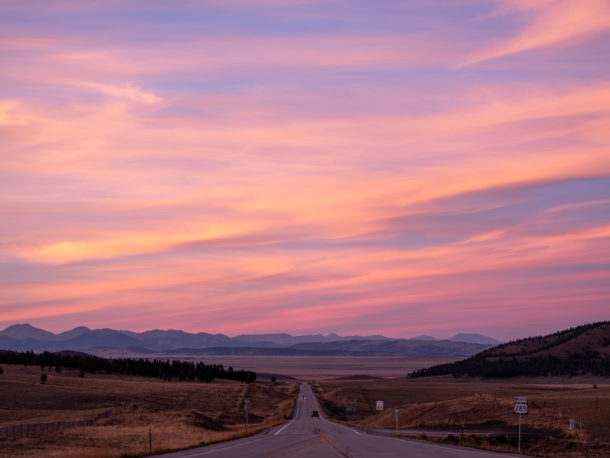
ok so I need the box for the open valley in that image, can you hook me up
[2,357,610,457]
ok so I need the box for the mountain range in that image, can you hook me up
[0,323,501,357]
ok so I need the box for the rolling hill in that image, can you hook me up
[410,321,610,378]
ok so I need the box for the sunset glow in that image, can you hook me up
[1,1,609,339]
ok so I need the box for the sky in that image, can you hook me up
[1,0,609,341]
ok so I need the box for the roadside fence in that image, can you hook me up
[0,399,137,437]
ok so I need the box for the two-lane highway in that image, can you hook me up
[156,383,523,458]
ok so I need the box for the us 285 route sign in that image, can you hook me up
[513,396,528,415]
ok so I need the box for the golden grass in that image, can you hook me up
[314,377,610,457]
[0,364,297,457]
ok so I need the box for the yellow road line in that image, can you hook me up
[309,419,351,458]
[269,439,324,458]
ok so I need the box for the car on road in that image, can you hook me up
[311,410,319,417]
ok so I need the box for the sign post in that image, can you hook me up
[513,396,528,453]
[395,409,399,436]
[376,400,384,420]
[244,399,250,434]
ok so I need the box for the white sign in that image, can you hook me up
[514,396,527,404]
[376,400,384,411]
[513,403,528,414]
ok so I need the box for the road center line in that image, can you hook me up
[269,439,324,458]
[310,419,351,458]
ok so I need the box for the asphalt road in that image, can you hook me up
[155,383,523,458]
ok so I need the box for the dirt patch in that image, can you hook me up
[190,411,227,431]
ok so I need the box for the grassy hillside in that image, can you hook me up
[410,321,610,378]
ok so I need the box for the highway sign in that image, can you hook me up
[376,400,384,411]
[346,406,356,413]
[513,396,528,453]
[513,403,528,414]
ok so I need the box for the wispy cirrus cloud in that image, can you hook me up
[73,81,162,104]
[464,0,610,65]
[0,1,609,339]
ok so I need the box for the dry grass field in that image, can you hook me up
[4,354,608,457]
[314,377,610,457]
[0,364,297,457]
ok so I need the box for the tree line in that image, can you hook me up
[410,352,610,378]
[0,350,256,383]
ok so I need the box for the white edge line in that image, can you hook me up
[178,385,308,455]
[177,436,266,457]
[312,391,362,436]
[274,387,302,436]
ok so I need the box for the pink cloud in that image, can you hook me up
[1,1,609,338]
[464,0,610,65]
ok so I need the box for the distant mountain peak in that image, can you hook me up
[448,333,502,345]
[0,323,56,341]
[410,335,438,341]
[57,326,91,340]
[3,323,38,331]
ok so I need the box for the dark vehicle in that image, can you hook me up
[311,410,320,417]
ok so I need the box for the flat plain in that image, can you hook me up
[144,354,456,379]
[89,351,456,379]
